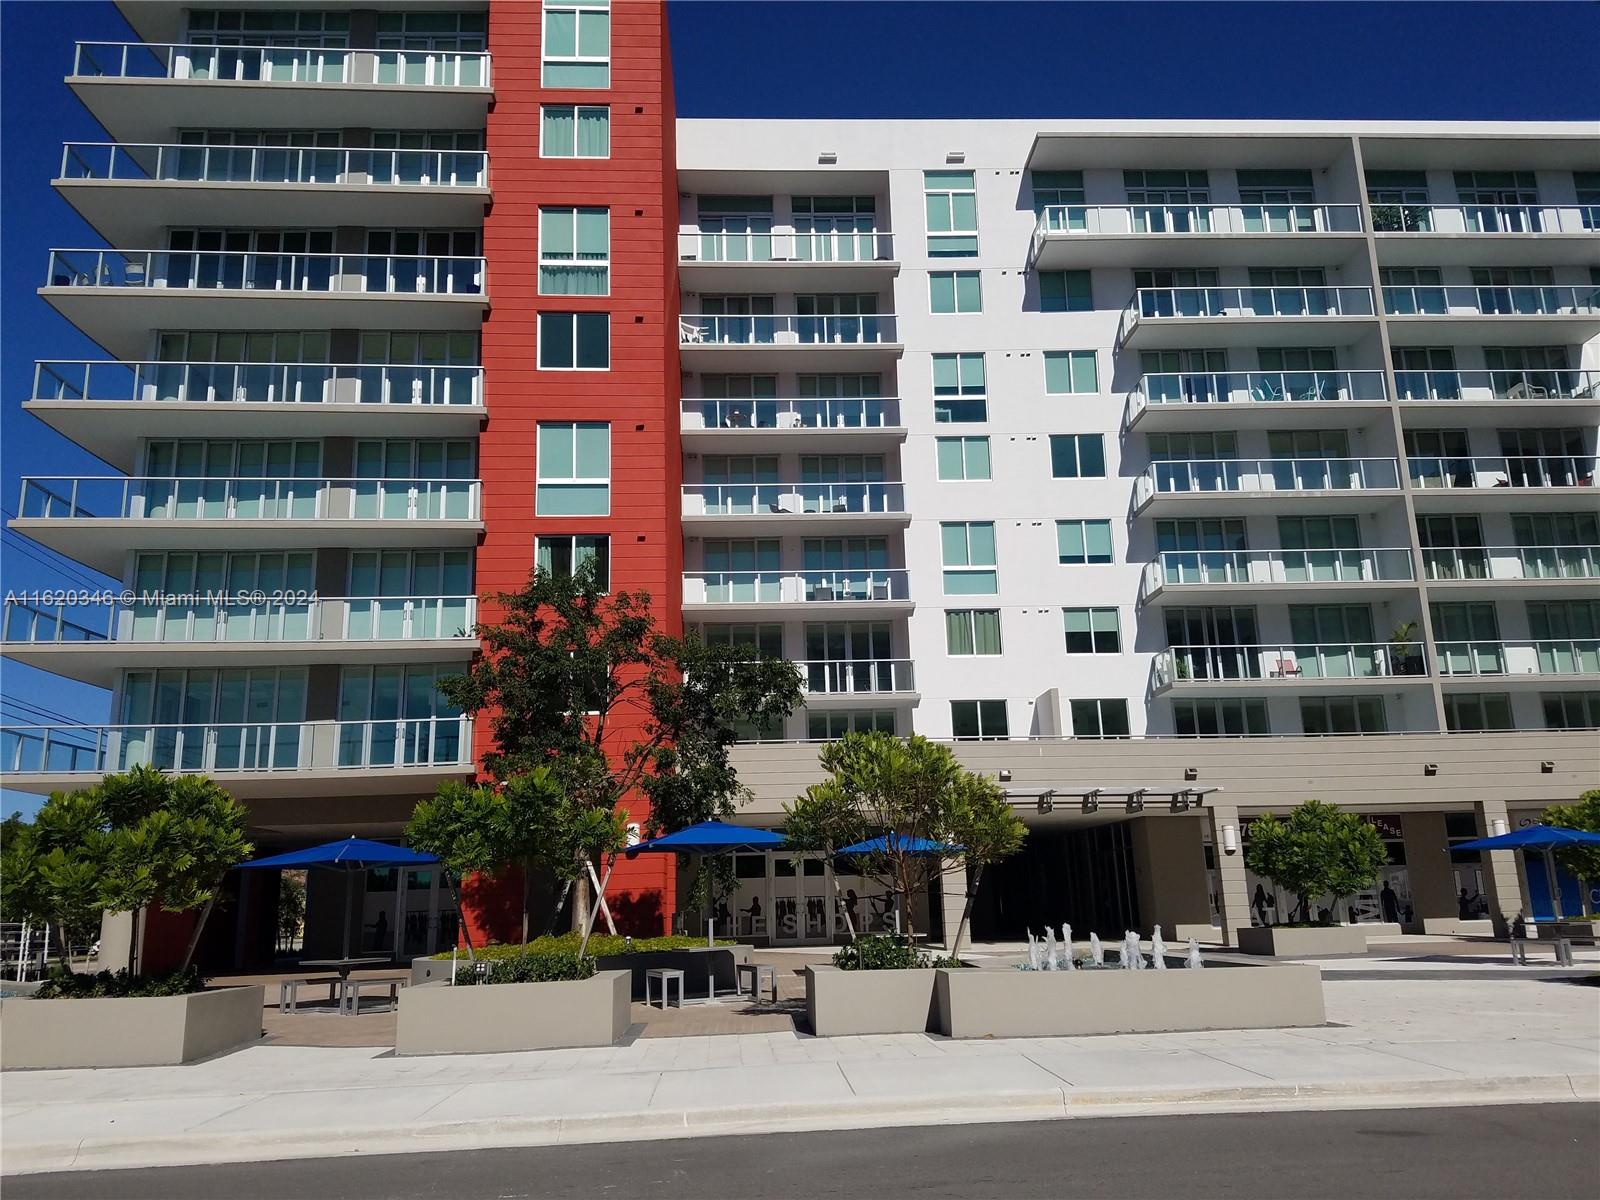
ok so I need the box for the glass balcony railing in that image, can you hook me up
[1369,203,1600,235]
[1421,544,1600,583]
[682,396,901,430]
[1119,287,1375,342]
[1,596,476,646]
[1435,639,1600,678]
[59,141,487,188]
[1032,202,1362,254]
[799,659,914,695]
[17,476,483,522]
[33,360,483,407]
[1383,285,1600,317]
[1155,642,1428,688]
[1136,458,1401,503]
[1393,369,1600,402]
[1145,548,1414,593]
[1407,455,1596,490]
[679,231,895,263]
[0,717,473,777]
[682,482,907,517]
[683,570,910,606]
[46,249,485,296]
[678,314,899,347]
[71,40,490,88]
[1132,370,1388,414]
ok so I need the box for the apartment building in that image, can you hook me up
[2,2,1597,960]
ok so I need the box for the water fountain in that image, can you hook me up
[1089,932,1104,966]
[1119,931,1140,969]
[1186,938,1204,969]
[1151,926,1168,970]
[1042,926,1060,970]
[1060,924,1075,970]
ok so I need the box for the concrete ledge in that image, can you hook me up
[1237,925,1369,956]
[594,946,753,1000]
[805,964,938,1035]
[932,964,1325,1038]
[0,986,263,1070]
[395,970,630,1055]
[1420,918,1496,937]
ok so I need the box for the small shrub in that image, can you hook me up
[453,950,596,986]
[833,935,962,971]
[33,967,206,999]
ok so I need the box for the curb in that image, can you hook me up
[6,1073,1596,1176]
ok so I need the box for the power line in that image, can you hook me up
[0,525,109,590]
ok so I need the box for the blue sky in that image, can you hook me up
[1,0,1596,816]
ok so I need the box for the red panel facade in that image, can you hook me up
[468,0,681,941]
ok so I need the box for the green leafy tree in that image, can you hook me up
[1540,788,1600,883]
[1244,799,1388,926]
[784,732,1023,944]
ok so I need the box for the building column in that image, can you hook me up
[1206,803,1251,947]
[1130,815,1214,942]
[1474,799,1524,936]
[1400,811,1456,932]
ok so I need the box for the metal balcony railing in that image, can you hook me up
[59,141,487,188]
[1155,642,1428,688]
[1131,370,1388,415]
[1435,639,1600,678]
[683,396,902,430]
[678,313,899,346]
[1145,548,1414,593]
[683,570,910,606]
[45,249,485,296]
[1,596,476,645]
[1407,455,1596,490]
[1382,285,1600,317]
[1119,286,1375,342]
[33,360,483,407]
[1392,369,1600,402]
[17,476,483,522]
[682,482,907,517]
[0,716,473,776]
[1368,203,1600,235]
[1136,457,1401,503]
[1421,544,1600,583]
[1031,202,1362,256]
[71,40,490,88]
[798,659,915,695]
[678,231,895,263]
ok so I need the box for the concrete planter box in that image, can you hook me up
[0,985,264,1069]
[1237,924,1369,957]
[933,964,1325,1039]
[594,945,752,1000]
[805,964,938,1036]
[395,969,630,1055]
[1420,918,1496,937]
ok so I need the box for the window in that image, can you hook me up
[1071,698,1129,738]
[1033,170,1085,228]
[1044,350,1098,394]
[539,207,609,295]
[1578,172,1600,230]
[1125,169,1210,232]
[541,105,610,158]
[536,422,610,514]
[930,270,982,313]
[941,521,997,595]
[1444,693,1515,732]
[952,699,1008,740]
[701,623,784,658]
[1050,434,1106,479]
[535,534,609,589]
[945,609,1002,656]
[808,709,896,739]
[933,352,986,422]
[1057,519,1113,565]
[1040,270,1092,313]
[924,170,978,257]
[538,312,609,369]
[1173,699,1270,737]
[1543,692,1600,730]
[542,0,610,88]
[1299,696,1387,734]
[1064,608,1120,654]
[936,436,991,481]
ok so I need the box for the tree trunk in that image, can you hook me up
[572,863,591,935]
[178,893,217,973]
[447,878,476,963]
[952,863,983,959]
[829,863,857,939]
[128,906,142,979]
[520,865,531,949]
[543,879,572,937]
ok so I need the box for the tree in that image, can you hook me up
[945,783,1027,954]
[1541,788,1600,883]
[784,732,1023,943]
[439,564,802,931]
[1244,799,1388,926]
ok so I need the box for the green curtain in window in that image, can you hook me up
[946,611,975,655]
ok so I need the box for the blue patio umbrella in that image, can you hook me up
[838,834,963,856]
[1450,824,1600,921]
[239,837,440,959]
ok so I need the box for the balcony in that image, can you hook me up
[798,659,917,703]
[1154,643,1431,696]
[682,570,913,618]
[1140,548,1415,605]
[1116,286,1377,348]
[12,476,484,574]
[56,142,489,245]
[678,313,902,371]
[1393,369,1600,423]
[1126,369,1389,432]
[68,41,492,144]
[26,361,486,471]
[1134,457,1402,514]
[1,595,477,686]
[679,396,905,452]
[1370,204,1600,267]
[677,231,898,291]
[1382,285,1600,346]
[1407,455,1597,513]
[1422,544,1600,598]
[43,249,487,359]
[0,717,474,799]
[1435,639,1600,686]
[1031,203,1365,269]
[680,482,910,536]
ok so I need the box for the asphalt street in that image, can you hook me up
[8,1102,1596,1200]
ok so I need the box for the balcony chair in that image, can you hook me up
[1271,655,1302,678]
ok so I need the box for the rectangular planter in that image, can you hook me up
[1236,924,1369,956]
[395,969,630,1055]
[594,945,752,1000]
[934,964,1325,1039]
[0,985,264,1069]
[1420,918,1496,937]
[805,964,938,1036]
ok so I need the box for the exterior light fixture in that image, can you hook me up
[1540,760,1554,773]
[1221,825,1239,855]
[1184,766,1199,781]
[1424,763,1439,776]
[818,152,837,164]
[1036,791,1054,815]
[998,768,1012,781]
[1083,789,1100,814]
[1491,818,1510,838]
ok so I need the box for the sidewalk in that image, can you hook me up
[3,974,1596,1177]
